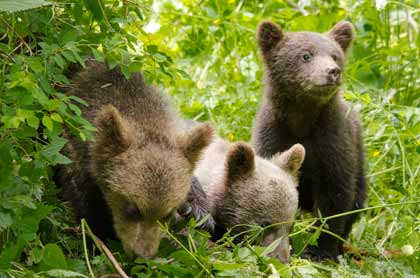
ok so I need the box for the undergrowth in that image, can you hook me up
[0,0,419,277]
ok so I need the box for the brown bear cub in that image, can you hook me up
[56,61,213,258]
[252,21,367,260]
[194,137,305,263]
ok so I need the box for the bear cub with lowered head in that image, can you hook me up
[252,21,367,260]
[56,61,213,259]
[194,136,305,263]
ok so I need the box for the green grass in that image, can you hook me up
[0,0,419,277]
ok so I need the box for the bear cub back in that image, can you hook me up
[56,61,213,258]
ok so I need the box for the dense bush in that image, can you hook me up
[0,0,419,277]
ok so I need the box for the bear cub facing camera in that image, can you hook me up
[194,136,305,263]
[252,21,367,260]
[56,61,213,259]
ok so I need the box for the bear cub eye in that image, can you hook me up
[302,52,313,62]
[124,203,143,221]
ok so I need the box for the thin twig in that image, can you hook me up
[82,219,129,278]
[0,17,33,55]
[95,237,130,278]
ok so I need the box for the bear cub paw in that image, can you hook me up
[177,176,216,233]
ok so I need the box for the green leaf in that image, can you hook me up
[78,132,86,141]
[36,270,89,277]
[128,62,143,74]
[27,56,43,73]
[68,95,88,106]
[61,50,77,63]
[68,103,82,116]
[0,142,13,186]
[42,115,54,130]
[69,49,85,67]
[352,216,367,241]
[50,113,63,123]
[11,195,37,209]
[54,54,66,69]
[52,153,72,165]
[32,87,50,106]
[19,205,54,241]
[38,75,54,95]
[260,236,284,257]
[1,116,22,128]
[30,247,43,264]
[27,115,40,128]
[91,47,104,62]
[212,261,249,271]
[147,44,159,53]
[0,239,25,269]
[82,0,105,22]
[0,0,51,13]
[39,137,71,165]
[121,65,131,79]
[67,259,88,274]
[38,244,68,271]
[169,250,196,265]
[0,211,13,231]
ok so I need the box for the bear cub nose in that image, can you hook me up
[327,66,341,83]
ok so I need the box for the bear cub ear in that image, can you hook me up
[179,123,214,165]
[328,21,354,53]
[257,20,284,54]
[225,142,255,184]
[271,144,305,178]
[94,105,133,157]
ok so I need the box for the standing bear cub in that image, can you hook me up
[56,61,213,259]
[252,21,367,260]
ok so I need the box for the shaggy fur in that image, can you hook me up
[194,137,305,262]
[177,176,216,232]
[56,61,213,258]
[252,21,367,260]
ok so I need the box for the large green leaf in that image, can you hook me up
[38,244,68,271]
[0,211,13,231]
[82,0,105,22]
[36,270,89,278]
[39,138,72,165]
[0,0,51,13]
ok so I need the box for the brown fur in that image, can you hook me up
[194,137,305,262]
[177,176,216,232]
[56,61,213,258]
[252,21,367,260]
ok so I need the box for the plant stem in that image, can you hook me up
[81,219,95,278]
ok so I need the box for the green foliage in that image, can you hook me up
[0,0,419,277]
[0,0,180,273]
[0,0,51,13]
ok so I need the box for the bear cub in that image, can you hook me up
[252,21,367,260]
[194,136,305,263]
[56,61,213,258]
